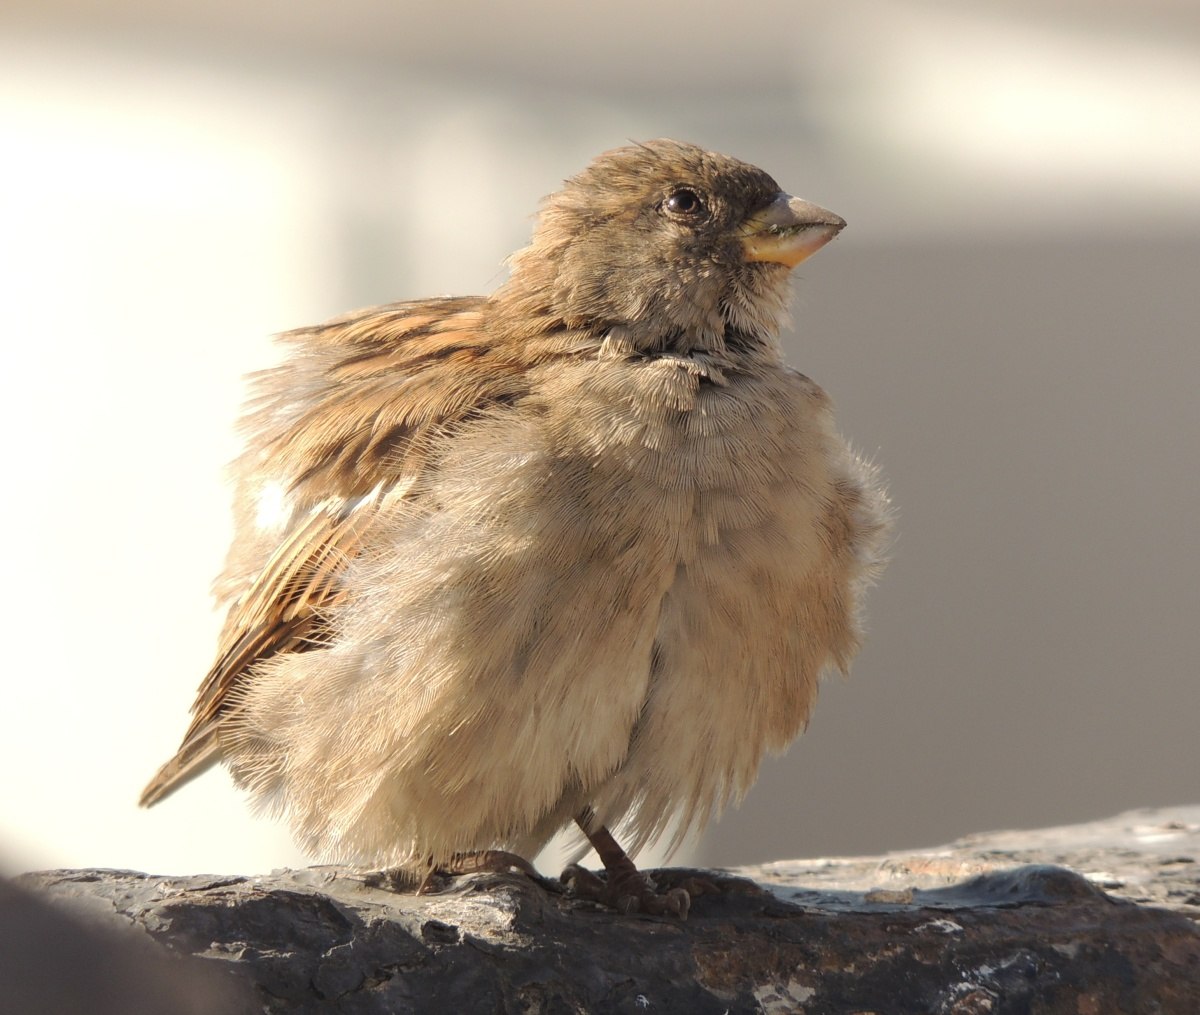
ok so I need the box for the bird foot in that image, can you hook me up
[363,850,547,896]
[560,862,693,919]
[420,849,551,895]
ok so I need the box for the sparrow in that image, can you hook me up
[140,139,889,918]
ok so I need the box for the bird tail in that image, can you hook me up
[138,733,223,808]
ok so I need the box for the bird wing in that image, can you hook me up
[140,296,534,805]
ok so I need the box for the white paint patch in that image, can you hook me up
[753,978,816,1014]
[1082,870,1122,888]
[1133,823,1192,844]
[917,918,964,935]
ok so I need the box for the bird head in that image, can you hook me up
[497,139,845,357]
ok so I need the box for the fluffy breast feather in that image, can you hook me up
[224,351,888,866]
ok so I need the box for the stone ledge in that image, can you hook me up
[10,807,1200,1014]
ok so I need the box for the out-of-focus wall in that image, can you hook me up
[2,0,1197,877]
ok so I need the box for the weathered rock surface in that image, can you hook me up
[11,807,1200,1014]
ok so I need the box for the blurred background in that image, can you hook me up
[2,0,1197,878]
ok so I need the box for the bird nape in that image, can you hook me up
[141,139,889,919]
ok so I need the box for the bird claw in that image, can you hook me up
[561,863,692,919]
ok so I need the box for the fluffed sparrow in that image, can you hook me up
[141,139,890,917]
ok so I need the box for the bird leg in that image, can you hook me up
[562,811,691,919]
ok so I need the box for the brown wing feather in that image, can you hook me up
[141,297,535,807]
[187,505,363,733]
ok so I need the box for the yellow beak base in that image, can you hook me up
[741,194,846,268]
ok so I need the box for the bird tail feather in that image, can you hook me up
[138,734,222,808]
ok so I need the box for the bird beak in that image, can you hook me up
[740,194,846,268]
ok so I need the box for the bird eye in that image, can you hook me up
[663,188,704,216]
